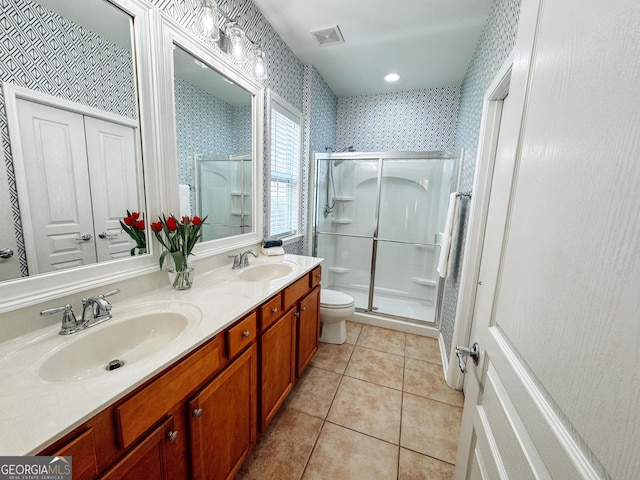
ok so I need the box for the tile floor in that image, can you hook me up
[237,322,464,480]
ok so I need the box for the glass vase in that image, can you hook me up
[168,263,194,290]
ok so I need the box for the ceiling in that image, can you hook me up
[251,0,494,97]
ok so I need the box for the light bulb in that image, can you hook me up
[229,26,245,59]
[199,0,219,41]
[254,49,267,80]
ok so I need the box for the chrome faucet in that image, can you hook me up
[228,250,259,270]
[40,289,120,335]
[239,250,258,268]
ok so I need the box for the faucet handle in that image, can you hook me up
[40,304,80,335]
[228,254,241,269]
[101,288,120,299]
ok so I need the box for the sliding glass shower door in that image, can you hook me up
[314,151,460,325]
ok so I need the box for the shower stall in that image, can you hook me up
[194,154,252,242]
[313,151,461,325]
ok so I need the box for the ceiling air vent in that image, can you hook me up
[310,25,345,47]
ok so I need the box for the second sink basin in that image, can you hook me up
[37,302,202,383]
[238,261,296,282]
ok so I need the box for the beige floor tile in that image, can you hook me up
[404,358,464,407]
[345,321,363,344]
[327,376,402,444]
[284,366,342,419]
[405,334,442,364]
[398,448,454,480]
[344,346,404,390]
[302,422,399,480]
[310,342,354,374]
[241,408,323,480]
[356,324,406,355]
[400,393,462,464]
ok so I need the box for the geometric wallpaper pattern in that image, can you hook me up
[336,87,461,152]
[0,0,137,276]
[440,0,523,358]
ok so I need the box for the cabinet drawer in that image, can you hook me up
[310,266,322,289]
[114,335,224,449]
[52,428,98,480]
[227,312,257,358]
[283,274,311,311]
[260,293,283,330]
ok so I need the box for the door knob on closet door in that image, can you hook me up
[98,231,118,239]
[76,233,93,242]
[0,248,13,259]
[455,342,480,373]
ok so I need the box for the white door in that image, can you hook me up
[455,0,640,478]
[0,163,21,281]
[14,99,96,274]
[84,116,141,260]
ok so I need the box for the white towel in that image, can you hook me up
[261,246,285,256]
[179,184,191,217]
[437,193,459,278]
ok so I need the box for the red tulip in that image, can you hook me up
[166,216,178,232]
[151,222,163,233]
[134,220,145,230]
[131,211,140,220]
[192,216,202,226]
[181,216,190,225]
[123,216,134,227]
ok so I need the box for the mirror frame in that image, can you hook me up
[0,0,164,314]
[158,16,264,259]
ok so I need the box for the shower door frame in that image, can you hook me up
[312,150,462,326]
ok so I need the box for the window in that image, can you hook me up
[269,94,302,238]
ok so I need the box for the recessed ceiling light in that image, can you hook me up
[385,73,400,82]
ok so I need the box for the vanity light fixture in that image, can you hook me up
[254,49,267,80]
[199,0,220,41]
[385,73,400,82]
[198,2,268,81]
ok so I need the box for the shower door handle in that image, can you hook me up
[455,342,480,373]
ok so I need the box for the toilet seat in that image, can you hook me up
[320,289,354,309]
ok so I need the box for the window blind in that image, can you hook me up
[270,102,301,238]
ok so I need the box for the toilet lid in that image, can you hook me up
[320,289,354,308]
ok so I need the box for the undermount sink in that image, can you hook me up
[37,302,202,383]
[238,261,296,282]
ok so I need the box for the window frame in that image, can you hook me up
[267,90,303,240]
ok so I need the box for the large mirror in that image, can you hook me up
[163,20,263,255]
[0,0,147,284]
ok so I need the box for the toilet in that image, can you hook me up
[319,289,355,344]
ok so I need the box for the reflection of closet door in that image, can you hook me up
[0,163,20,280]
[15,99,96,274]
[84,117,140,261]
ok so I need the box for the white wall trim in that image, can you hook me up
[446,54,514,390]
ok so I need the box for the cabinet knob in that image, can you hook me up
[242,330,251,338]
[193,408,203,417]
[301,306,306,312]
[167,430,179,442]
[271,307,278,314]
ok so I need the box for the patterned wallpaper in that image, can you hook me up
[440,0,523,358]
[336,87,461,152]
[0,0,137,276]
[299,65,337,255]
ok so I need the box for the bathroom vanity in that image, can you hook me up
[0,255,321,480]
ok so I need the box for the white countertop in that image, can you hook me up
[0,254,322,456]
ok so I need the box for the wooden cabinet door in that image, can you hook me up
[100,416,179,480]
[260,308,296,430]
[188,344,257,480]
[297,286,320,377]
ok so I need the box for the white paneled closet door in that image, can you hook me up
[15,99,96,274]
[84,116,141,261]
[455,0,640,477]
